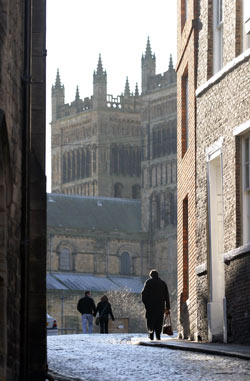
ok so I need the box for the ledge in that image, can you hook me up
[196,48,250,97]
[195,262,207,276]
[224,243,250,263]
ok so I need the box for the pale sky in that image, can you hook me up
[46,0,177,191]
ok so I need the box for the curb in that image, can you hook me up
[135,341,250,361]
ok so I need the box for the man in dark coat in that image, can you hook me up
[141,269,170,340]
[77,291,96,333]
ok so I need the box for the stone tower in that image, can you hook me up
[51,56,142,198]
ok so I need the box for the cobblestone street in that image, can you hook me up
[47,334,250,381]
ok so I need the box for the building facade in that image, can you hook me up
[0,1,47,380]
[177,0,250,344]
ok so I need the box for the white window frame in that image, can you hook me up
[242,135,250,244]
[213,0,224,73]
[243,0,250,51]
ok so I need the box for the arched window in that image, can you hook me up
[114,183,123,198]
[120,252,131,275]
[59,248,72,271]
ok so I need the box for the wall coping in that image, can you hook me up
[224,243,250,263]
[195,262,207,276]
[196,48,250,98]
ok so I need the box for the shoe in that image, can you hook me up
[156,336,161,340]
[149,332,154,340]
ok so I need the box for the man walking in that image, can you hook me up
[77,291,96,333]
[141,269,170,340]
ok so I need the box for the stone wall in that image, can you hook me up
[0,0,47,379]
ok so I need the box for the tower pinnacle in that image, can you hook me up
[169,54,174,70]
[75,85,80,101]
[145,36,152,58]
[124,77,130,96]
[55,69,62,88]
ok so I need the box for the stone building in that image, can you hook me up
[0,1,47,380]
[47,193,148,332]
[48,39,178,329]
[177,0,250,344]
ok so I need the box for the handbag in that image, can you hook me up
[95,303,108,326]
[162,312,173,336]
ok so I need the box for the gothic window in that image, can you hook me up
[170,190,177,225]
[120,252,131,275]
[113,146,119,174]
[86,148,91,177]
[151,193,161,230]
[93,147,97,174]
[93,180,97,196]
[59,247,72,271]
[132,184,141,199]
[63,153,67,183]
[69,151,73,181]
[81,149,86,179]
[120,146,125,175]
[152,130,157,159]
[114,183,123,198]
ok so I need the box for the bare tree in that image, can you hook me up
[106,289,146,333]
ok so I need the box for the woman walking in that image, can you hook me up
[96,295,115,334]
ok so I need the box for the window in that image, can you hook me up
[242,135,250,244]
[181,0,188,31]
[114,183,123,198]
[182,196,189,302]
[59,247,72,271]
[120,252,131,275]
[181,71,188,156]
[213,0,223,73]
[243,0,250,51]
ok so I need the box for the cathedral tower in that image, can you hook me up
[93,54,107,109]
[141,37,156,94]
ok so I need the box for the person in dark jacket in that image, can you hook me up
[141,269,170,340]
[77,291,96,333]
[95,295,115,334]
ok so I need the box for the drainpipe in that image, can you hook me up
[20,0,32,379]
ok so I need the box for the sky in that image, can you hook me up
[46,0,177,191]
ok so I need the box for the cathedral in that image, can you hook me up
[47,38,177,332]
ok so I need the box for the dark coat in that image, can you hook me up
[96,301,114,320]
[77,295,96,315]
[141,276,170,314]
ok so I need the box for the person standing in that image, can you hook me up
[95,295,115,334]
[77,291,96,333]
[141,269,170,341]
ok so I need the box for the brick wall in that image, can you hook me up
[196,0,250,343]
[177,0,199,340]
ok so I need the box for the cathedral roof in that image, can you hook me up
[47,193,142,233]
[47,272,145,294]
